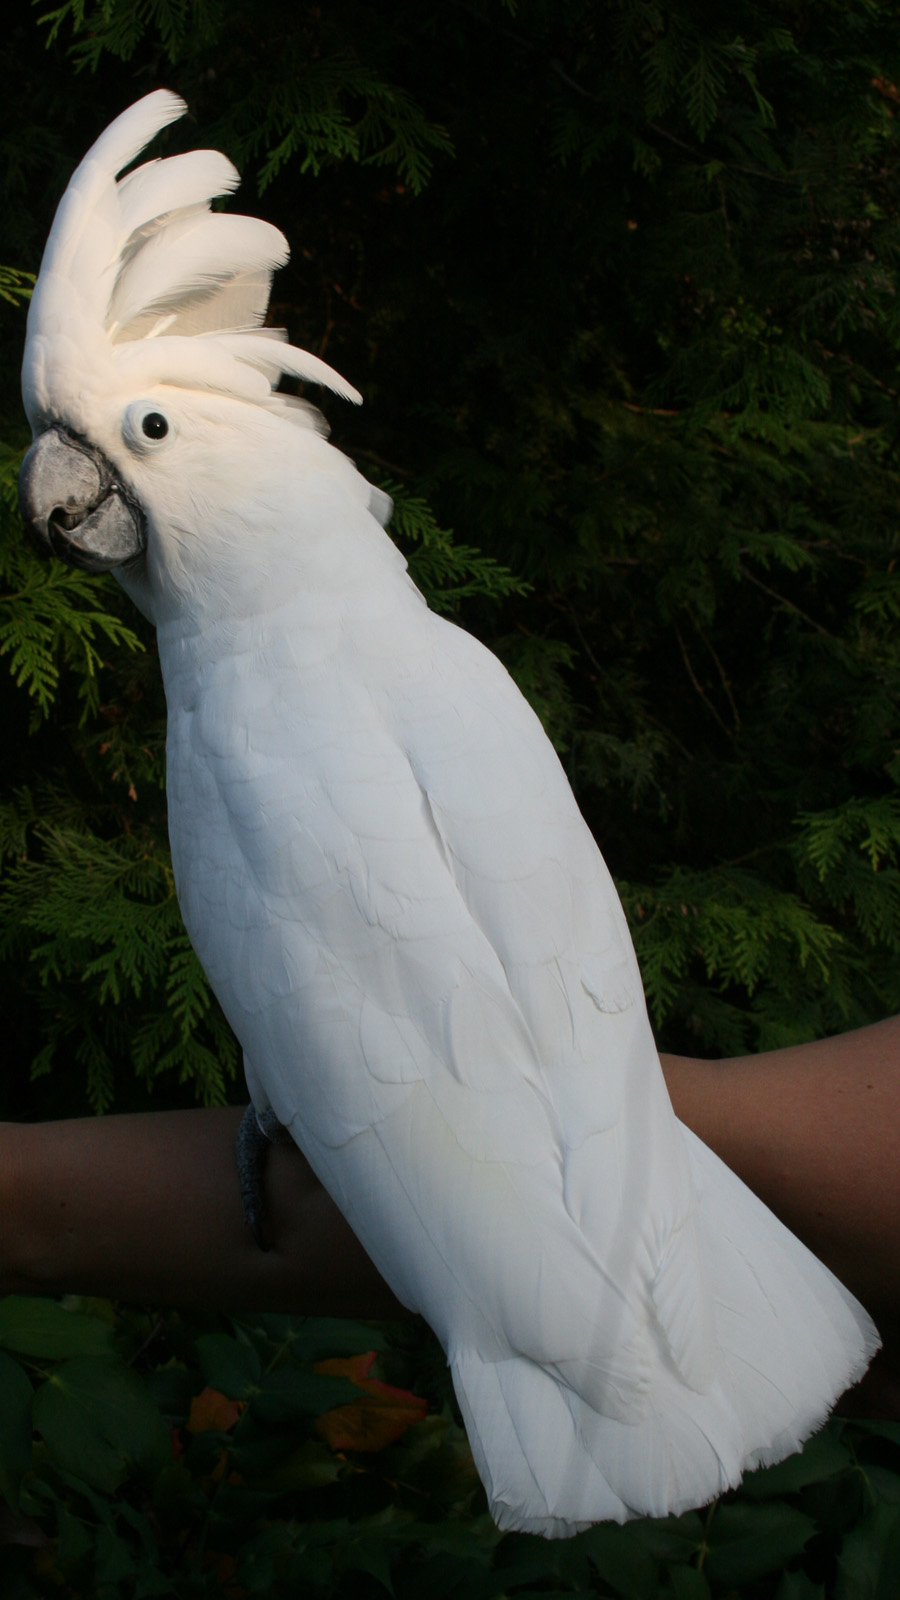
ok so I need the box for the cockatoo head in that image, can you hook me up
[18,90,364,622]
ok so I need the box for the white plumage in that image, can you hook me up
[20,92,878,1536]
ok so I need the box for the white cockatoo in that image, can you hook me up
[19,91,877,1537]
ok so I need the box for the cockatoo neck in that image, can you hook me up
[150,507,414,656]
[114,412,412,648]
[152,511,425,716]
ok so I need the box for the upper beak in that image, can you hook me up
[18,426,145,573]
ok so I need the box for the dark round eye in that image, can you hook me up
[122,402,175,454]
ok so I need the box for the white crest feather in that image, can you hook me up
[22,89,361,430]
[116,149,240,238]
[107,211,289,335]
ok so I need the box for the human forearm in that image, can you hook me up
[0,1107,404,1317]
[2,1019,898,1330]
[660,1015,900,1321]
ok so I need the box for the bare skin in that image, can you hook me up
[0,1105,405,1319]
[1,1018,898,1409]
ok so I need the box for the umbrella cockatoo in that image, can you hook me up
[18,91,877,1537]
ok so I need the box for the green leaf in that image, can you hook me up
[581,1520,659,1598]
[776,1568,826,1599]
[332,1518,401,1595]
[836,1502,900,1599]
[289,1316,390,1359]
[0,1296,115,1359]
[741,1426,851,1496]
[850,1420,900,1449]
[55,1501,93,1575]
[510,1594,595,1600]
[195,1331,261,1397]
[32,1356,169,1493]
[250,1368,364,1423]
[132,1561,175,1599]
[635,1511,706,1562]
[234,1525,283,1594]
[0,266,34,305]
[254,1440,343,1493]
[668,1567,712,1600]
[0,1349,34,1512]
[703,1502,815,1587]
[235,1312,388,1362]
[94,1522,136,1587]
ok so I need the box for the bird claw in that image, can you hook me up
[234,1104,289,1252]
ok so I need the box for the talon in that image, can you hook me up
[235,1104,287,1251]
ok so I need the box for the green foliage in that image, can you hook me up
[38,0,220,66]
[0,796,241,1110]
[0,267,34,306]
[0,439,240,1110]
[620,868,846,1055]
[0,445,142,726]
[38,0,453,191]
[248,62,453,195]
[3,1292,900,1598]
[384,480,530,613]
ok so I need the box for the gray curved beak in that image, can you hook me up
[18,426,145,573]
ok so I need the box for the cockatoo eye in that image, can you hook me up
[122,402,175,454]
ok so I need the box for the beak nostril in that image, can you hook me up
[50,507,84,533]
[50,505,83,531]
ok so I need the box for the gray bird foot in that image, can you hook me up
[235,1105,290,1252]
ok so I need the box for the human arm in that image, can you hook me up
[0,1106,404,1318]
[2,1020,898,1351]
[661,1018,900,1416]
[660,1016,900,1330]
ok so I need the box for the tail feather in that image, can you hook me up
[451,1125,878,1537]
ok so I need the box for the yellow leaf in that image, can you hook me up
[187,1386,245,1435]
[314,1352,427,1452]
